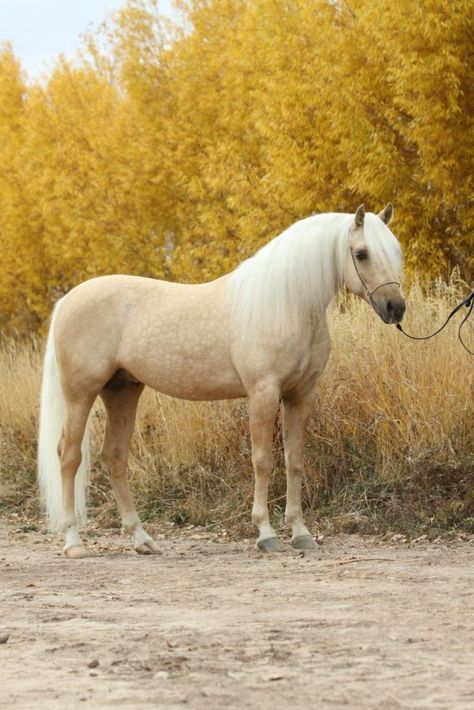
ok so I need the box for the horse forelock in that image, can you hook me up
[362,213,403,279]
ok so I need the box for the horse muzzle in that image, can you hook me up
[372,293,406,324]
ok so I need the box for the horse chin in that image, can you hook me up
[371,304,391,324]
[379,312,403,325]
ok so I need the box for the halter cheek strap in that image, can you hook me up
[350,247,400,309]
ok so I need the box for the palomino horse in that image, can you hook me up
[38,204,405,558]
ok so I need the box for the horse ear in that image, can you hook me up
[354,204,365,228]
[378,202,394,225]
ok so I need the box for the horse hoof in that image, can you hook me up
[135,540,162,555]
[64,545,88,559]
[257,537,284,553]
[291,534,317,550]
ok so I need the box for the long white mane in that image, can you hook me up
[231,211,402,336]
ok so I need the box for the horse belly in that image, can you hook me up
[121,328,246,401]
[141,362,246,401]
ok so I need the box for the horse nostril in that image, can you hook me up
[391,300,405,322]
[385,299,405,323]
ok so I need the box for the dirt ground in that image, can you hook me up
[1,518,473,710]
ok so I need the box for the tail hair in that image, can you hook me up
[37,300,90,531]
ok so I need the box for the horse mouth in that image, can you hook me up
[371,298,406,324]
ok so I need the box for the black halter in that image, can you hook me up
[350,246,473,356]
[350,247,400,311]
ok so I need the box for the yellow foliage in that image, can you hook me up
[0,0,472,332]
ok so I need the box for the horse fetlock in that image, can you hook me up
[62,518,79,535]
[60,515,77,532]
[63,523,87,557]
[121,516,141,535]
[251,506,270,527]
[284,506,303,526]
[253,514,278,541]
[287,517,311,539]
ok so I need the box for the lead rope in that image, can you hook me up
[396,288,474,356]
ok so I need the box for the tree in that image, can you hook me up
[0,0,472,333]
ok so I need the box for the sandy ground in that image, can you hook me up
[1,518,473,710]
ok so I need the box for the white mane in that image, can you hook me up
[231,211,402,336]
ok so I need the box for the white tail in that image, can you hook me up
[37,301,91,531]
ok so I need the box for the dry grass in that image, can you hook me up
[1,277,473,535]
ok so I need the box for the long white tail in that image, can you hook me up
[37,301,91,531]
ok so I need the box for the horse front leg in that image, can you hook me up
[248,384,282,552]
[282,391,317,550]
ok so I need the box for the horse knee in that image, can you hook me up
[252,450,273,476]
[286,461,304,480]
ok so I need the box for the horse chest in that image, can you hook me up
[280,326,331,393]
[281,351,327,394]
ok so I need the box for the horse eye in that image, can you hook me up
[356,249,368,261]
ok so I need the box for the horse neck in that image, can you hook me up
[231,213,349,338]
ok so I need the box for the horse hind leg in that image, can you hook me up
[59,396,94,559]
[100,379,161,555]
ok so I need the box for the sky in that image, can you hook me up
[0,0,176,80]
